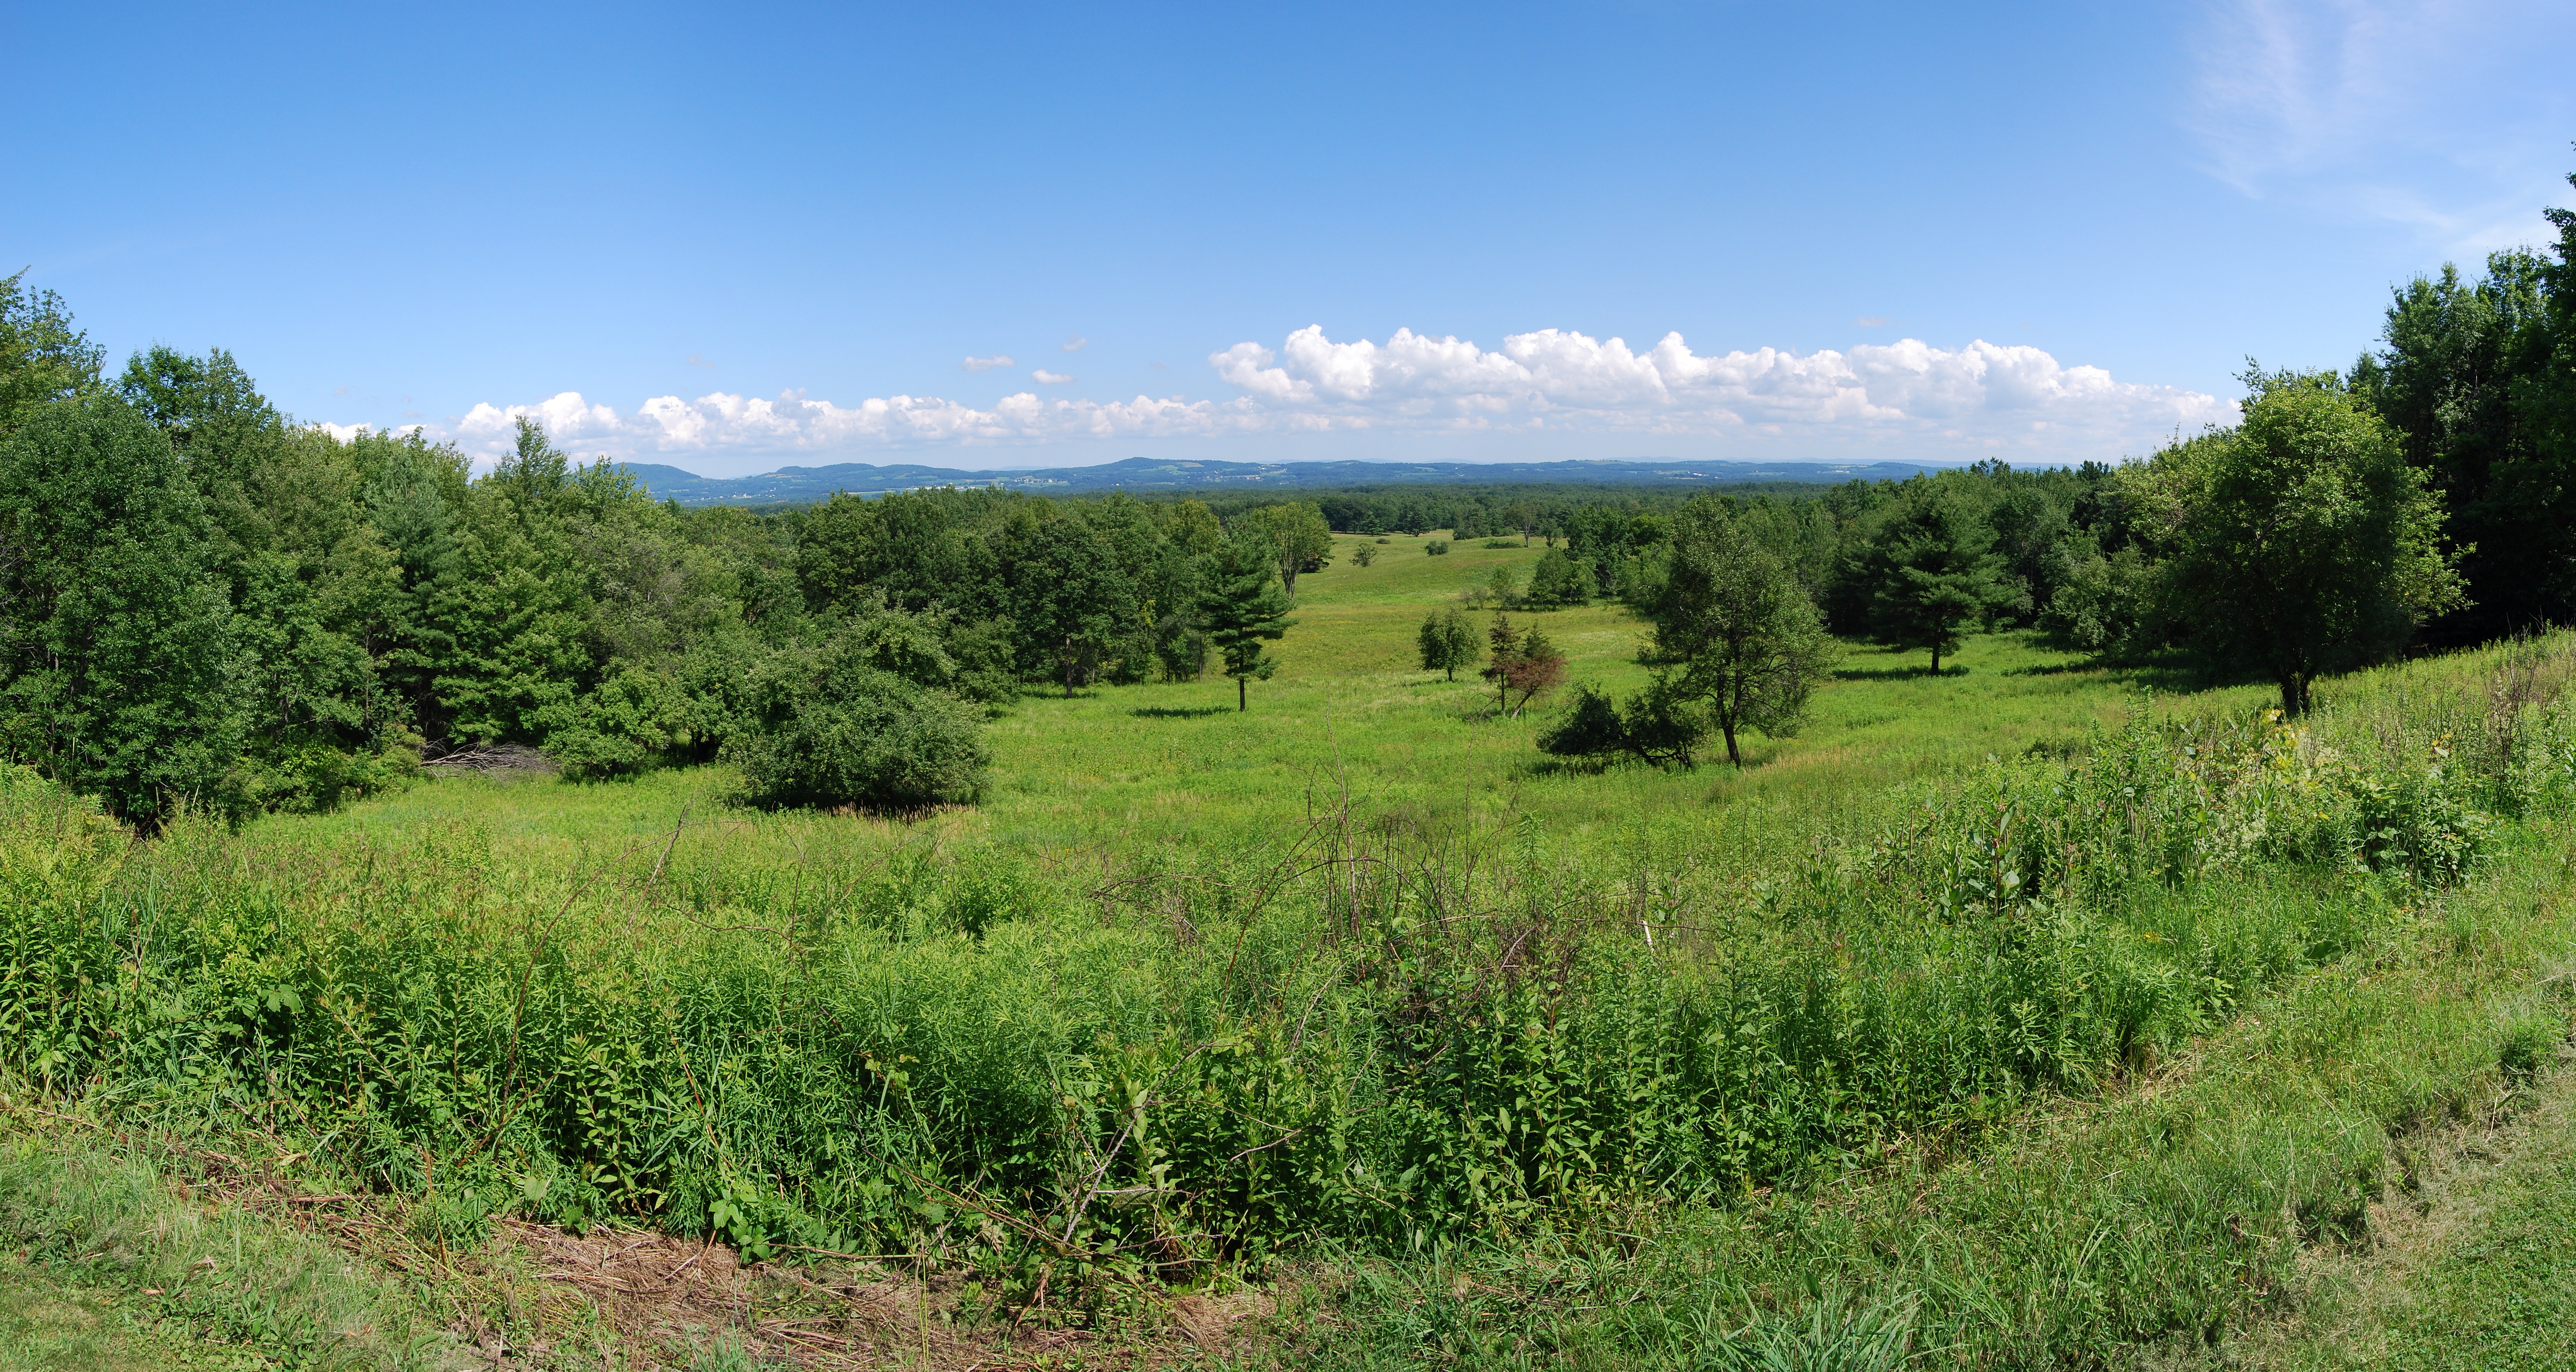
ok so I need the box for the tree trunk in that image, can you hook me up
[1722,720,1740,766]
[2280,673,2310,717]
[1931,643,1942,673]
[1238,676,1247,712]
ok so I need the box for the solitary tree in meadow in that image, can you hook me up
[2142,368,2463,715]
[1417,607,1480,680]
[1863,485,2013,672]
[1200,533,1296,711]
[1637,499,1837,765]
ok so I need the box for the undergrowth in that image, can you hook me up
[2,637,2573,1358]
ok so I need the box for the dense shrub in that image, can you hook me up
[726,667,988,809]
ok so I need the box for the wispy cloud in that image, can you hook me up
[960,354,1015,371]
[2184,0,2576,254]
[354,325,2230,468]
[1032,369,1075,384]
[686,353,716,369]
[1853,316,1889,328]
[1061,334,1086,352]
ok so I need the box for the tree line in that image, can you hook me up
[0,288,1316,824]
[2,163,2569,816]
[1507,165,2576,764]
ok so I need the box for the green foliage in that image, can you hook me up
[1425,538,1449,555]
[550,664,697,782]
[1537,678,1705,768]
[1856,483,2015,672]
[1637,498,1836,764]
[2353,245,2573,644]
[1480,613,1565,716]
[1416,607,1481,681]
[2142,368,2465,714]
[726,666,988,810]
[1201,533,1294,710]
[725,617,991,809]
[1008,511,1137,696]
[1237,500,1334,593]
[0,397,243,827]
[0,272,103,434]
[1522,546,1593,607]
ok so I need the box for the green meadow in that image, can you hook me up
[332,530,2264,857]
[5,527,2573,1371]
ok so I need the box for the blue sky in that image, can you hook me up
[6,0,2571,475]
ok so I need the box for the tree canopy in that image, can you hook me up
[1636,498,1836,764]
[1200,533,1296,711]
[2138,368,2464,714]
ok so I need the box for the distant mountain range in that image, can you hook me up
[615,456,1948,506]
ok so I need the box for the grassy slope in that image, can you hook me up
[315,530,2265,861]
[7,531,2565,1369]
[0,1261,266,1372]
[2221,1056,2576,1371]
[1281,810,2576,1370]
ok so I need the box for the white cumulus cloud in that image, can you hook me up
[355,325,2229,469]
[425,387,1248,465]
[1204,326,2231,456]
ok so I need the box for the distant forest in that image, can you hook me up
[1,165,2572,825]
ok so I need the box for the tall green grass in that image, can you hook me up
[7,637,2568,1335]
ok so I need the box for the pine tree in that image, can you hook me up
[1866,486,2013,672]
[1200,533,1295,711]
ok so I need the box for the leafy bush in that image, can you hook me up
[1425,539,1450,555]
[1539,681,1705,768]
[726,667,988,810]
[551,664,697,781]
[1522,547,1594,607]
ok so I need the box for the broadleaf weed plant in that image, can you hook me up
[3,636,2573,1326]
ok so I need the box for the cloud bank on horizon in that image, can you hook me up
[323,327,2236,470]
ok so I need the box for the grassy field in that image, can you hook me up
[327,530,2268,859]
[3,529,2573,1370]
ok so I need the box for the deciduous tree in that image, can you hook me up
[1417,607,1480,680]
[0,397,242,826]
[2142,367,2464,715]
[1638,499,1836,764]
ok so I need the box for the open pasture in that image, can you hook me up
[328,528,2266,861]
[6,532,2573,1371]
